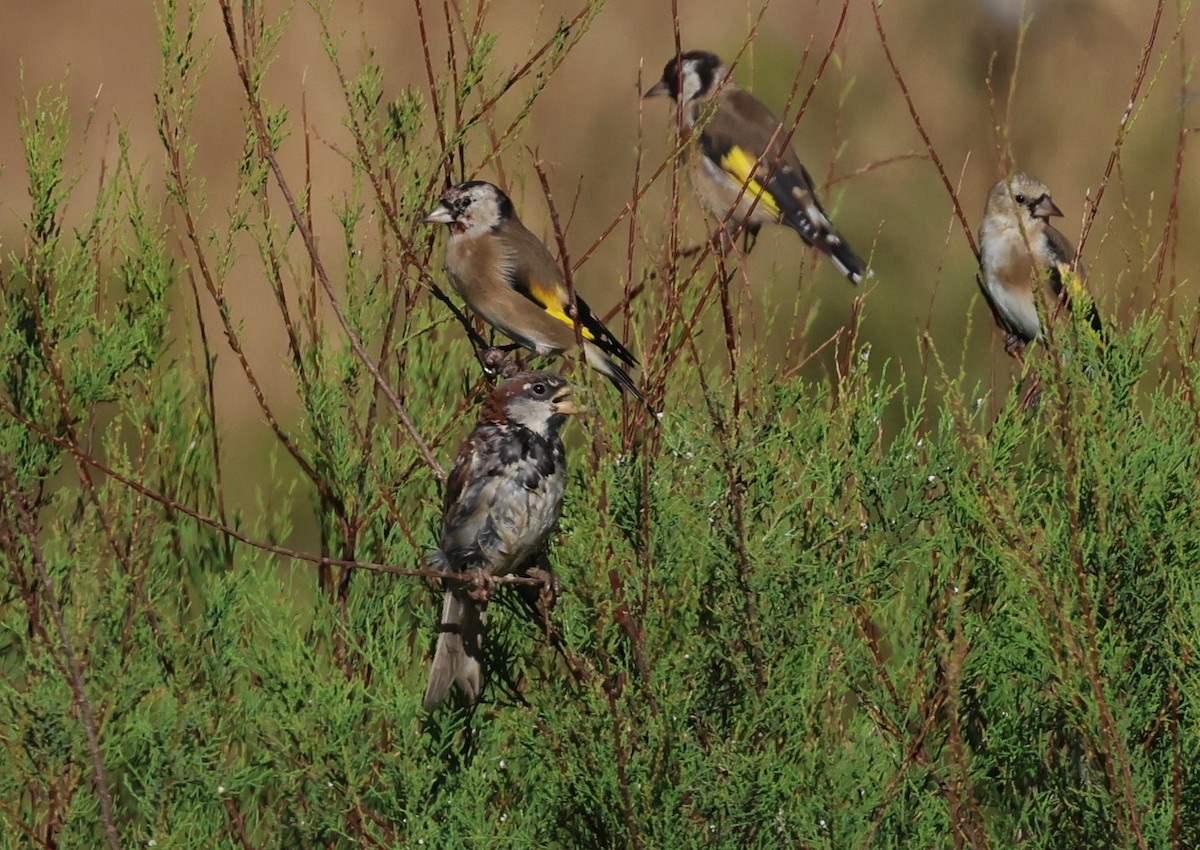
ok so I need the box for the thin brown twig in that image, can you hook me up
[221,797,254,850]
[178,249,233,568]
[827,151,929,186]
[938,356,1148,848]
[1,467,122,850]
[412,0,453,186]
[1077,0,1167,259]
[1151,116,1194,311]
[1043,312,1147,849]
[0,394,531,589]
[217,0,445,481]
[869,2,979,260]
[158,106,336,506]
[529,155,589,381]
[597,638,644,849]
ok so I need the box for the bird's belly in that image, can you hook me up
[446,267,562,357]
[981,240,1042,342]
[988,283,1040,343]
[482,307,562,357]
[442,475,563,577]
[693,156,778,229]
[486,488,561,575]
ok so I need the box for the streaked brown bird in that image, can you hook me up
[644,49,868,284]
[423,371,578,710]
[978,172,1104,353]
[425,181,646,405]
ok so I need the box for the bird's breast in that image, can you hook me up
[439,428,567,574]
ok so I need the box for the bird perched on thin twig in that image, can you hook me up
[423,371,578,710]
[644,49,869,285]
[978,172,1104,354]
[425,181,648,406]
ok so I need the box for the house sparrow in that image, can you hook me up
[645,49,868,284]
[978,172,1104,353]
[423,371,578,709]
[425,181,648,406]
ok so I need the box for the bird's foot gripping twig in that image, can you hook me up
[466,569,497,604]
[1003,333,1027,359]
[523,566,563,613]
[479,346,521,379]
[709,227,736,258]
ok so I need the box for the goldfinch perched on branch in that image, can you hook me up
[644,49,869,285]
[978,172,1104,354]
[423,371,577,709]
[425,181,647,406]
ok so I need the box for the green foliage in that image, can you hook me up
[0,1,1197,848]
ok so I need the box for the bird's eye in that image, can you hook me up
[531,382,546,396]
[1014,193,1027,205]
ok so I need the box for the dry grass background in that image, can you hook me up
[0,0,1194,503]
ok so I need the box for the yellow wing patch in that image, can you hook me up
[526,278,597,342]
[719,146,782,218]
[1055,265,1106,347]
[1057,265,1088,303]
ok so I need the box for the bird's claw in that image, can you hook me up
[711,228,736,257]
[524,566,563,611]
[467,569,496,604]
[480,347,520,378]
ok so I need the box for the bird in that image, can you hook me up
[423,370,578,710]
[425,181,647,406]
[644,49,868,285]
[977,172,1104,353]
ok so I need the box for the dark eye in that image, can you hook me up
[1014,193,1027,205]
[531,382,546,396]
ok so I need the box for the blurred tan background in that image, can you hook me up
[0,0,1194,429]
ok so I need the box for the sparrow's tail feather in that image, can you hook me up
[423,591,484,710]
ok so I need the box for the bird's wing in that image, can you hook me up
[700,91,867,283]
[438,433,516,568]
[440,432,485,534]
[1044,225,1104,339]
[503,224,639,368]
[700,91,831,233]
[974,271,1020,338]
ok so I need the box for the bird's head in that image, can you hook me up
[425,180,514,237]
[482,371,579,438]
[643,50,727,105]
[990,172,1063,229]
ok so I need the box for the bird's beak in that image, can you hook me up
[424,201,454,225]
[642,79,669,99]
[1033,194,1063,219]
[551,386,580,416]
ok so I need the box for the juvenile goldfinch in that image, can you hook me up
[425,181,646,404]
[644,49,868,285]
[978,172,1104,351]
[423,371,577,710]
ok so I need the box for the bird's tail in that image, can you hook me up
[785,210,869,286]
[423,590,485,710]
[822,234,869,286]
[583,341,657,416]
